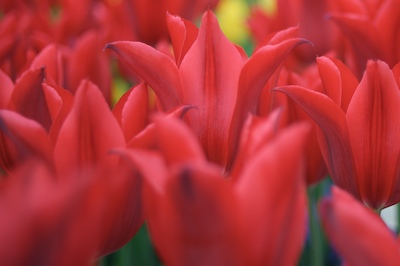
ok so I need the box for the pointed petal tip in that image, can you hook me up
[103,42,120,52]
[104,41,133,52]
[297,38,314,48]
[103,43,112,52]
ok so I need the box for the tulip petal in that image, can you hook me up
[0,160,101,266]
[230,110,281,179]
[116,148,167,195]
[329,14,381,76]
[153,116,206,166]
[374,0,400,65]
[179,10,243,166]
[127,114,206,168]
[128,105,192,149]
[42,82,74,143]
[229,34,309,162]
[148,164,242,266]
[30,44,64,86]
[8,67,52,132]
[330,0,367,14]
[317,56,358,112]
[346,60,400,209]
[105,41,183,110]
[320,186,400,266]
[0,69,14,108]
[392,61,400,88]
[236,122,309,266]
[236,33,308,117]
[68,31,112,104]
[54,80,125,174]
[275,85,359,198]
[166,12,199,67]
[113,82,148,142]
[93,161,145,257]
[0,110,53,173]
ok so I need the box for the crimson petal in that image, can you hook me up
[54,80,125,175]
[8,67,52,132]
[105,41,183,111]
[166,12,199,67]
[346,60,400,209]
[236,122,309,265]
[0,69,14,108]
[0,110,53,174]
[274,85,359,198]
[179,10,243,166]
[229,33,309,162]
[320,186,400,265]
[113,82,149,142]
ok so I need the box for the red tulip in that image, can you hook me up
[0,7,52,80]
[7,67,51,131]
[53,79,125,174]
[0,160,98,266]
[0,110,53,174]
[320,186,400,266]
[100,0,219,45]
[53,79,146,253]
[1,73,145,256]
[29,35,112,105]
[0,157,144,265]
[4,63,74,142]
[248,0,339,69]
[0,3,112,103]
[106,10,307,169]
[112,82,149,142]
[0,69,14,109]
[257,65,328,184]
[0,66,75,173]
[276,57,400,210]
[119,113,309,265]
[65,30,112,103]
[328,0,400,77]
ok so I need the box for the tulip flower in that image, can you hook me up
[0,7,52,80]
[0,160,99,266]
[0,67,72,173]
[0,110,53,174]
[3,64,74,141]
[320,186,400,266]
[1,74,145,256]
[328,0,400,77]
[100,0,219,45]
[53,79,125,174]
[7,67,51,131]
[53,79,146,253]
[0,69,14,109]
[276,57,400,210]
[112,82,149,142]
[0,157,144,265]
[119,112,309,266]
[248,0,339,69]
[106,10,307,169]
[265,66,328,184]
[29,35,112,105]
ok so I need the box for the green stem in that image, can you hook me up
[299,177,332,266]
[307,185,324,266]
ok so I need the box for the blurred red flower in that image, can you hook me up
[248,0,339,70]
[277,57,400,210]
[119,112,309,265]
[106,10,307,169]
[329,0,400,78]
[320,186,400,265]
